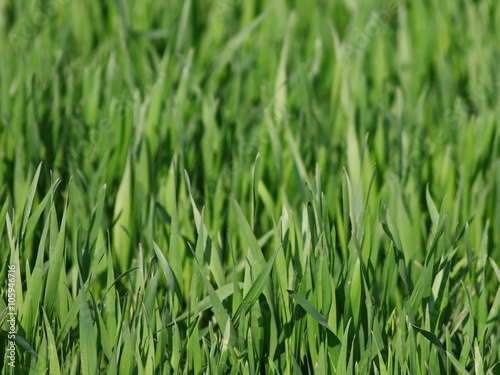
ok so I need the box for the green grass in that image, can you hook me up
[1,0,500,373]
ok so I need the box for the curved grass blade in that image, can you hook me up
[233,244,281,324]
[287,290,337,338]
[188,243,236,345]
[411,323,468,375]
[166,283,244,328]
[19,162,42,242]
[231,196,265,271]
[0,330,38,358]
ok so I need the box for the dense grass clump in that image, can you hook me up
[1,0,500,373]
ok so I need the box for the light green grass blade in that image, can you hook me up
[19,162,42,242]
[231,196,266,270]
[233,244,281,323]
[79,293,97,375]
[189,243,236,346]
[44,201,67,315]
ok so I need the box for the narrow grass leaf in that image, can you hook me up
[287,290,337,337]
[234,244,281,323]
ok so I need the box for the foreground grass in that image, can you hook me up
[1,0,500,373]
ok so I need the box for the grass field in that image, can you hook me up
[1,0,500,373]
